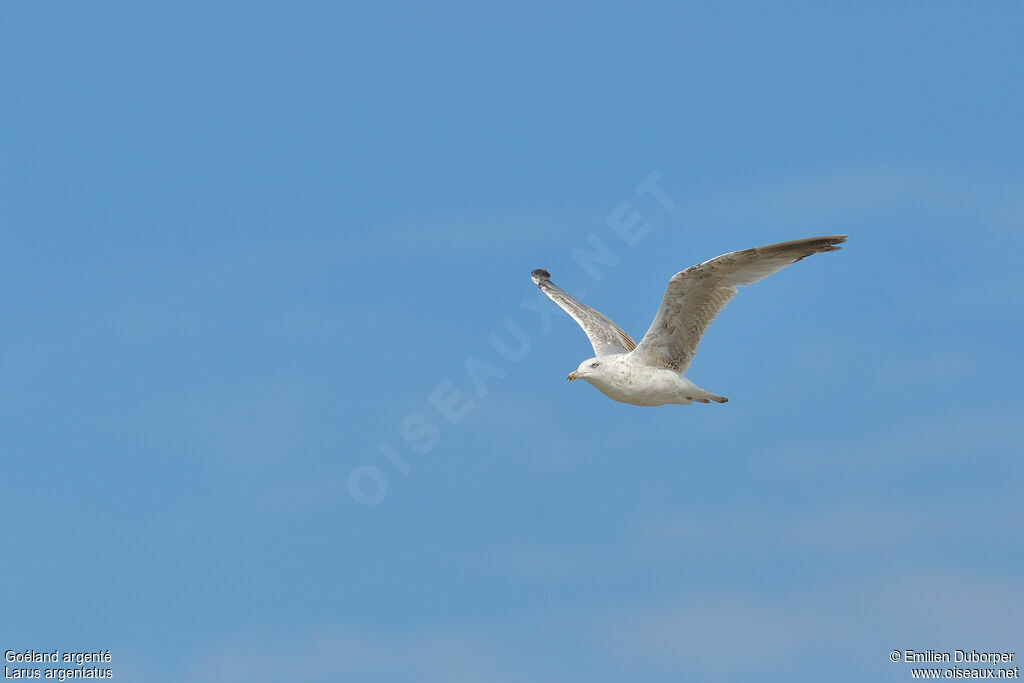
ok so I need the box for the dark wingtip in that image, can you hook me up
[531,268,551,283]
[821,234,848,251]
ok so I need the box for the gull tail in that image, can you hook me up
[688,387,729,404]
[699,390,729,404]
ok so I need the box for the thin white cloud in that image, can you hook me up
[365,164,1024,260]
[174,627,561,683]
[594,571,1024,680]
[703,164,1024,228]
[371,210,590,250]
[122,565,1023,683]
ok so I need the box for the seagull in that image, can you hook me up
[532,235,846,406]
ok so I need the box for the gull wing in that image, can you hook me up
[631,235,847,373]
[531,269,636,356]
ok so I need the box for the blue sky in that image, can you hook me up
[2,3,1022,681]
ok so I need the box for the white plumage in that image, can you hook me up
[532,235,846,406]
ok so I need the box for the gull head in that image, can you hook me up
[568,357,608,383]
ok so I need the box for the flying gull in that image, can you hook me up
[532,235,846,406]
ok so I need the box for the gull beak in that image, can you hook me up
[567,371,577,381]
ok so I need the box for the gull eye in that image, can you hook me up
[590,362,600,368]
